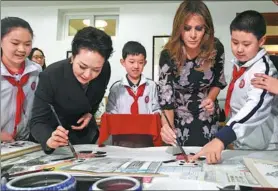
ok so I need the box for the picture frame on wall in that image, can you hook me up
[95,96,108,125]
[66,51,72,58]
[152,35,170,82]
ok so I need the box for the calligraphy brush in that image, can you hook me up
[49,104,78,159]
[161,110,188,162]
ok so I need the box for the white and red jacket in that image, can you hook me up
[215,49,278,150]
[1,59,41,140]
[106,75,161,114]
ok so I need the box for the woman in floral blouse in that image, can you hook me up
[159,0,227,146]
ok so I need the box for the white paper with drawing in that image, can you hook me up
[59,157,162,175]
[244,158,278,188]
[180,157,261,188]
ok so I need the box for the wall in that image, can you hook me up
[1,1,277,99]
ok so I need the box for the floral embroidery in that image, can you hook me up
[158,39,226,146]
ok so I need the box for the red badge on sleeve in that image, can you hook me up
[145,96,149,103]
[31,81,36,90]
[239,79,245,88]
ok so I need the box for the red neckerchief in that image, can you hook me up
[224,65,246,117]
[3,62,29,138]
[125,84,146,114]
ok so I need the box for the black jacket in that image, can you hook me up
[30,59,110,153]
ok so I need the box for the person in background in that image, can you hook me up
[28,47,46,70]
[30,26,113,154]
[106,41,160,114]
[158,0,226,147]
[251,55,278,95]
[192,10,278,164]
[1,17,41,142]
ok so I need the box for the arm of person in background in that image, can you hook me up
[251,73,278,95]
[30,71,68,154]
[158,50,177,146]
[191,60,277,164]
[201,39,227,114]
[151,82,161,114]
[106,85,119,114]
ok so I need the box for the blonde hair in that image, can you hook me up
[164,0,216,71]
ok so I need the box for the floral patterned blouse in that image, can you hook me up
[158,38,227,146]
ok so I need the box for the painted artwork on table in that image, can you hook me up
[95,96,108,124]
[152,35,170,83]
[1,141,41,161]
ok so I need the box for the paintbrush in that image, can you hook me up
[49,104,78,159]
[161,110,188,162]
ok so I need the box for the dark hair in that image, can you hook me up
[122,41,146,60]
[1,17,33,39]
[230,10,266,40]
[71,26,113,61]
[28,47,46,70]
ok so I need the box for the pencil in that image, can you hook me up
[161,110,188,162]
[49,104,78,159]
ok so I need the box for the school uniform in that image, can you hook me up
[1,59,41,140]
[216,49,278,150]
[30,59,110,153]
[106,74,161,114]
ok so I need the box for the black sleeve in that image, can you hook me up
[29,71,55,154]
[210,39,227,89]
[91,61,111,115]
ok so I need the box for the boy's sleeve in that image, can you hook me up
[158,50,176,110]
[215,57,277,147]
[106,86,118,114]
[151,82,161,114]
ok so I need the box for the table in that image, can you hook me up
[2,145,278,190]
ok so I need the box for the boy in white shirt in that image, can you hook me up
[106,41,160,114]
[191,10,278,164]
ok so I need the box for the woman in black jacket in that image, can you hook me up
[30,26,113,154]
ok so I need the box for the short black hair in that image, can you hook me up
[28,47,46,70]
[71,26,113,61]
[122,41,146,60]
[1,17,33,39]
[230,10,266,40]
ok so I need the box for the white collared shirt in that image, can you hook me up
[106,74,161,114]
[227,49,278,150]
[1,58,42,140]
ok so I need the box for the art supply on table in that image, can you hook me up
[49,104,78,159]
[3,172,76,191]
[90,176,142,191]
[161,110,188,162]
[162,159,176,164]
[50,156,75,162]
[79,150,92,154]
[178,162,198,166]
[95,151,106,155]
[176,152,206,161]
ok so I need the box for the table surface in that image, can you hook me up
[2,145,278,190]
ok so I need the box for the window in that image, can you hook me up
[57,8,119,40]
